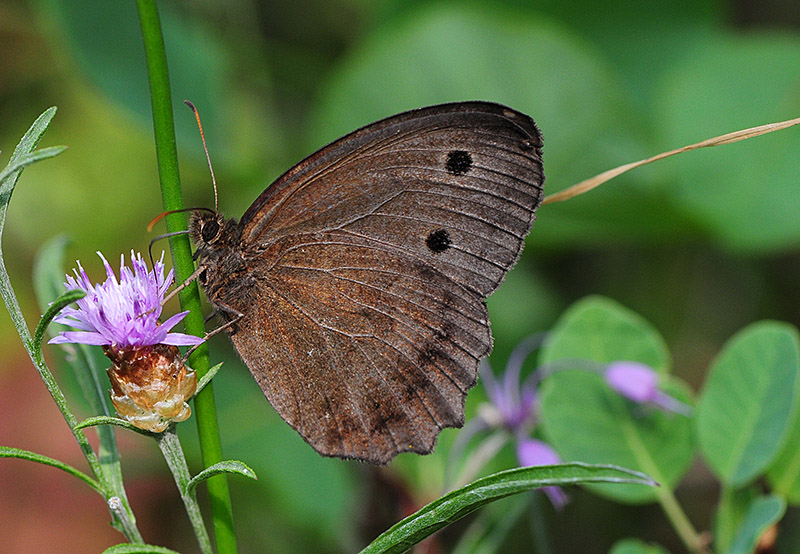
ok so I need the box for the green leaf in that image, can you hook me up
[654,34,800,251]
[0,145,67,184]
[310,5,686,247]
[696,321,800,486]
[609,538,670,554]
[540,296,671,372]
[102,544,183,554]
[539,296,692,503]
[724,495,785,554]
[1,107,59,351]
[194,362,223,396]
[540,370,692,504]
[75,416,151,435]
[186,460,257,496]
[33,288,85,359]
[715,486,759,554]
[450,494,535,554]
[767,389,800,503]
[359,463,655,554]
[0,446,101,493]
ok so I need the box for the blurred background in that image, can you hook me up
[1,0,799,552]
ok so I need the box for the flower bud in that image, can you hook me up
[104,343,197,432]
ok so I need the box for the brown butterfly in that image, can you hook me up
[190,102,544,464]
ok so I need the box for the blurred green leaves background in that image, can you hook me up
[1,0,799,552]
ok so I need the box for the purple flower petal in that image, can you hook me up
[516,438,569,510]
[517,438,561,467]
[604,361,692,416]
[49,331,110,345]
[162,332,205,346]
[48,251,197,348]
[604,361,660,403]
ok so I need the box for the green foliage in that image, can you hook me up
[102,545,183,554]
[539,297,693,503]
[5,0,800,552]
[537,295,800,552]
[360,463,656,554]
[695,322,800,486]
[0,446,101,493]
[186,460,257,496]
[609,538,670,554]
[723,495,785,554]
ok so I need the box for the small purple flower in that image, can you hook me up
[604,361,691,416]
[49,251,203,348]
[454,335,568,508]
[517,438,569,509]
[480,339,539,431]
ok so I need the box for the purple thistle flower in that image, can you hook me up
[604,361,692,416]
[49,251,203,348]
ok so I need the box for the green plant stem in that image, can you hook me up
[656,484,708,553]
[0,111,142,542]
[135,1,237,552]
[156,429,214,554]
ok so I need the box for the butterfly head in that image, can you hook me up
[189,210,242,284]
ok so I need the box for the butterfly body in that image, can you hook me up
[191,102,544,464]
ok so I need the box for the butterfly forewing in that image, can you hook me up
[194,102,544,463]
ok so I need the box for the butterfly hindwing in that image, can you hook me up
[193,102,544,463]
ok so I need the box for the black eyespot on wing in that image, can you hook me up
[445,150,472,175]
[426,229,451,253]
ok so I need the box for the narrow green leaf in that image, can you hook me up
[186,460,257,496]
[75,416,152,435]
[0,446,101,493]
[450,494,534,554]
[359,463,655,554]
[724,495,785,554]
[33,288,85,358]
[11,107,57,157]
[102,544,183,554]
[696,322,800,486]
[609,538,670,554]
[194,362,223,396]
[0,145,67,184]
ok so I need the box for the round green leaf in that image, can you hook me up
[540,370,693,503]
[540,295,671,372]
[767,396,800,503]
[725,495,786,554]
[538,296,690,503]
[695,321,800,487]
[309,5,674,247]
[609,538,670,554]
[654,34,800,251]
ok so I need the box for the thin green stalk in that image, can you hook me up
[656,485,710,553]
[0,110,142,542]
[135,1,237,552]
[156,429,214,554]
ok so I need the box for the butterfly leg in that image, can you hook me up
[181,304,244,361]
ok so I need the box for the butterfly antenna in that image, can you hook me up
[184,100,218,212]
[148,230,191,266]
